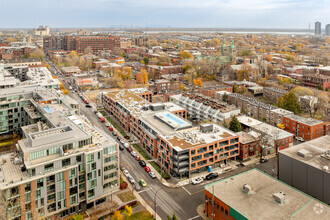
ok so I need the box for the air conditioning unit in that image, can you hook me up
[243,184,252,194]
[273,192,287,204]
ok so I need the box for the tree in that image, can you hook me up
[30,48,45,60]
[229,116,242,132]
[223,120,228,128]
[123,205,133,218]
[239,49,252,56]
[112,210,123,220]
[62,89,69,95]
[69,214,83,220]
[222,93,228,102]
[277,123,285,129]
[84,46,92,54]
[292,86,314,96]
[142,57,150,66]
[167,212,178,220]
[179,51,193,60]
[277,91,301,114]
[122,67,132,80]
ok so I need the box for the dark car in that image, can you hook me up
[119,145,124,151]
[112,132,117,136]
[205,172,218,180]
[86,104,92,108]
[260,158,268,163]
[117,137,121,141]
[139,160,146,167]
[94,110,98,114]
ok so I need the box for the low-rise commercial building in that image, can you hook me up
[279,136,330,204]
[62,66,81,77]
[203,169,330,220]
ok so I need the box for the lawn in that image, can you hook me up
[117,191,136,203]
[132,144,151,160]
[127,210,154,220]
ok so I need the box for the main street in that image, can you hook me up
[46,59,279,219]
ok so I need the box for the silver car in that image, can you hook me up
[134,182,141,190]
[127,175,135,184]
[149,171,156,179]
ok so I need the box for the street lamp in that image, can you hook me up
[154,188,162,219]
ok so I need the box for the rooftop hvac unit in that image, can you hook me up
[297,149,310,157]
[273,192,287,204]
[243,184,252,194]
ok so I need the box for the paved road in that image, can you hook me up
[46,59,279,220]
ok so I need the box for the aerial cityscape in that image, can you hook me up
[0,1,329,220]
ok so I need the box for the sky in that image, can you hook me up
[0,0,329,29]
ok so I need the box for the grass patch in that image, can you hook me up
[0,141,13,147]
[132,144,151,160]
[117,191,136,203]
[127,210,154,220]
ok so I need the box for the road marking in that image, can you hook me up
[138,188,152,194]
[187,215,200,220]
[190,189,204,195]
[182,186,192,195]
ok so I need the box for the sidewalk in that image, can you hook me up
[196,204,212,220]
[241,154,277,166]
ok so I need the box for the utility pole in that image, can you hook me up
[154,188,162,219]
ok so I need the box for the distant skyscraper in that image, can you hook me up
[315,21,321,35]
[326,24,330,36]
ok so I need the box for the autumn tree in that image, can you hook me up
[239,49,252,56]
[229,116,242,132]
[222,93,228,102]
[292,86,313,96]
[123,205,133,218]
[179,51,193,60]
[112,210,123,220]
[30,48,45,60]
[121,67,132,80]
[69,214,83,220]
[278,91,301,114]
[142,57,150,66]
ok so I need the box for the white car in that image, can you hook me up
[120,139,125,144]
[131,151,137,157]
[124,143,130,148]
[105,123,110,127]
[123,170,129,177]
[127,175,135,184]
[149,171,156,179]
[192,177,204,185]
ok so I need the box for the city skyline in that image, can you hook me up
[0,0,329,29]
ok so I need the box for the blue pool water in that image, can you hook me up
[164,113,184,125]
[44,107,53,113]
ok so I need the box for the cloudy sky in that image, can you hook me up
[0,0,329,29]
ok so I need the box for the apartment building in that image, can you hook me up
[149,79,170,95]
[43,35,120,54]
[203,169,330,220]
[0,106,119,220]
[263,87,287,103]
[0,58,41,67]
[236,131,260,160]
[279,136,330,204]
[170,93,240,123]
[283,114,324,141]
[237,115,293,153]
[302,74,330,90]
[146,65,182,79]
[199,85,233,98]
[62,66,81,77]
[227,93,294,125]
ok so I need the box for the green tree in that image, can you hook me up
[123,205,133,218]
[167,212,178,220]
[229,116,242,132]
[277,91,301,114]
[222,93,228,102]
[223,120,228,128]
[142,57,150,66]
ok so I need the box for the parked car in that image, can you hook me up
[127,147,133,152]
[84,99,88,103]
[134,182,141,190]
[149,172,156,179]
[135,156,141,161]
[124,143,129,148]
[120,164,125,171]
[120,139,125,144]
[205,172,218,180]
[86,104,92,108]
[105,123,110,127]
[117,137,121,141]
[109,127,113,131]
[131,151,137,157]
[139,160,146,167]
[123,170,129,177]
[96,113,103,118]
[94,110,98,114]
[119,145,124,151]
[192,177,204,185]
[144,166,151,172]
[260,158,268,163]
[112,132,117,136]
[127,175,135,184]
[100,117,105,122]
[139,179,147,187]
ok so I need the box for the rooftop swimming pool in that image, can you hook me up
[44,107,53,113]
[164,113,185,125]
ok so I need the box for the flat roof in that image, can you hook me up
[280,135,330,172]
[205,169,330,220]
[237,115,263,127]
[284,114,324,126]
[236,131,258,144]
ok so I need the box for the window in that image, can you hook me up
[87,154,94,163]
[92,162,96,170]
[221,207,224,213]
[62,158,71,167]
[98,169,101,177]
[98,152,101,160]
[44,163,54,172]
[225,210,228,216]
[58,191,65,201]
[69,168,75,179]
[60,181,66,191]
[57,173,64,182]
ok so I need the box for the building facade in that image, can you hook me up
[315,21,321,35]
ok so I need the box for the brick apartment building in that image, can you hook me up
[43,35,120,54]
[263,87,287,103]
[236,131,260,160]
[283,115,324,141]
[62,66,81,77]
[199,85,233,98]
[149,79,171,95]
[146,65,183,79]
[302,74,330,90]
